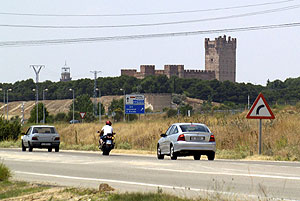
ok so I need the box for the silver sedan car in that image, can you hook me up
[21,125,60,152]
[157,123,216,160]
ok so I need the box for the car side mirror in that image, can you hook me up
[160,133,167,137]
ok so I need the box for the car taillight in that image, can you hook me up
[54,137,60,140]
[32,137,38,140]
[177,134,185,141]
[209,135,215,142]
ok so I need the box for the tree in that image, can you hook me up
[96,102,105,116]
[28,103,49,123]
[179,104,193,116]
[108,99,124,122]
[68,94,95,122]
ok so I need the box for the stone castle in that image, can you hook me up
[121,35,236,82]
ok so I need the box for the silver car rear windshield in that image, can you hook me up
[33,127,56,134]
[180,125,209,133]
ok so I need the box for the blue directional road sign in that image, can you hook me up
[125,94,145,114]
[125,104,145,114]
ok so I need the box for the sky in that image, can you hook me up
[0,0,299,85]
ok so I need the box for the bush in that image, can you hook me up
[54,112,68,122]
[0,117,21,141]
[179,104,193,116]
[166,109,177,118]
[0,162,11,181]
[128,114,138,121]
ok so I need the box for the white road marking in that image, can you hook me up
[137,167,300,181]
[14,171,296,201]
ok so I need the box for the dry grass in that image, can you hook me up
[55,105,300,161]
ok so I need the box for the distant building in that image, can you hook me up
[121,35,237,82]
[60,62,72,82]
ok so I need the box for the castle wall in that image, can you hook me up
[155,70,165,75]
[145,93,172,112]
[121,69,137,77]
[184,70,215,80]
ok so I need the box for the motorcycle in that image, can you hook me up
[98,132,115,155]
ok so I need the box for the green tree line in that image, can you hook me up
[1,75,300,105]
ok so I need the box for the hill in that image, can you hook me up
[0,95,122,120]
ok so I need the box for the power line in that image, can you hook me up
[0,0,295,17]
[1,5,300,29]
[0,22,299,47]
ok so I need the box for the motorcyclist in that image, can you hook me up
[99,120,113,147]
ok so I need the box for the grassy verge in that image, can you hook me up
[0,180,225,201]
[0,180,50,199]
[0,139,21,148]
[0,162,11,182]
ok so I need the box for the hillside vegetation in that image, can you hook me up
[54,104,300,161]
[2,75,300,107]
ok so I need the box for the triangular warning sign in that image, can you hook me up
[246,93,275,119]
[80,112,86,119]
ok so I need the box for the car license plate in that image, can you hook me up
[106,140,112,145]
[190,136,204,141]
[41,143,51,146]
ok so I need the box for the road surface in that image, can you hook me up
[1,148,300,200]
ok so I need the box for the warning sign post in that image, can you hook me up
[246,93,275,155]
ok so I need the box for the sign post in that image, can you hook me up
[246,93,275,154]
[125,94,145,115]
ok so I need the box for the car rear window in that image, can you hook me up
[180,125,209,133]
[32,127,56,134]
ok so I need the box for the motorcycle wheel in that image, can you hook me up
[102,150,110,155]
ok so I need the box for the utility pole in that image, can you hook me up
[21,102,25,125]
[6,89,12,120]
[90,70,101,116]
[0,88,4,117]
[31,65,44,124]
[43,89,48,124]
[248,94,250,110]
[69,89,75,124]
[120,88,126,122]
[96,88,101,124]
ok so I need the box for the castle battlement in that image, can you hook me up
[184,69,213,73]
[205,35,237,50]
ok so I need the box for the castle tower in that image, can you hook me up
[164,65,184,78]
[60,62,72,82]
[140,65,155,78]
[205,35,236,82]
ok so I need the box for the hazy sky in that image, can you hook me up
[0,0,299,85]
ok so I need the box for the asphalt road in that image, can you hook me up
[1,148,300,200]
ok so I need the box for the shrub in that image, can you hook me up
[166,109,177,118]
[0,117,21,141]
[0,162,11,181]
[55,112,68,122]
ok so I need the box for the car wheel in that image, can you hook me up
[207,152,215,160]
[55,146,59,152]
[157,145,164,160]
[48,147,52,152]
[28,142,33,152]
[22,140,26,152]
[170,145,177,160]
[194,154,201,160]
